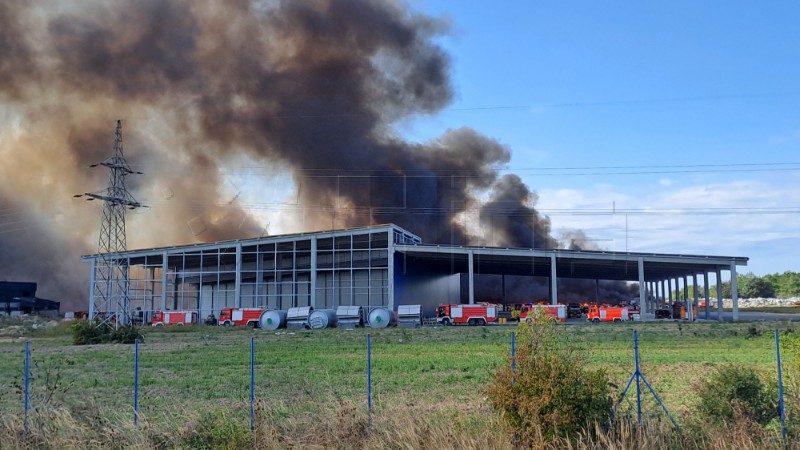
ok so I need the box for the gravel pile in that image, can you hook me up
[719,297,800,308]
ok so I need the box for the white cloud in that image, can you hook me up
[533,178,800,275]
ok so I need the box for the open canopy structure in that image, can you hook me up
[82,224,747,322]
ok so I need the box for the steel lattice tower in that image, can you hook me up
[76,120,144,326]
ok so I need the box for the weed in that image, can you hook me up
[746,325,763,339]
[695,364,777,426]
[487,316,612,446]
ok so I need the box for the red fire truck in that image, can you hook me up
[436,303,498,326]
[152,311,197,326]
[519,304,567,323]
[586,305,629,323]
[218,307,267,327]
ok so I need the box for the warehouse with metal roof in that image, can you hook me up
[82,224,748,323]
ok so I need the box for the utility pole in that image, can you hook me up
[75,120,145,327]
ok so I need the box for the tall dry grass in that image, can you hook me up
[0,399,796,449]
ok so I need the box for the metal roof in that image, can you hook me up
[394,244,748,282]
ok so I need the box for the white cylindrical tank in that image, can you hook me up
[259,310,287,331]
[308,309,338,329]
[367,307,395,328]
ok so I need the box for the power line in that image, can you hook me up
[121,161,800,176]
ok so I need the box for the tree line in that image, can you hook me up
[675,271,800,299]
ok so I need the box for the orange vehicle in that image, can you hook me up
[152,310,197,326]
[218,307,267,327]
[519,304,566,323]
[586,305,629,323]
[436,303,498,326]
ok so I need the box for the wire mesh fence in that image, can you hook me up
[0,319,798,447]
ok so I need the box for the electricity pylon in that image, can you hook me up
[75,120,145,326]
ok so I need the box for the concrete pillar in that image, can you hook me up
[668,278,674,309]
[388,236,395,309]
[703,272,710,320]
[550,254,558,305]
[716,269,723,322]
[235,243,242,308]
[161,251,168,311]
[683,276,689,303]
[468,250,475,305]
[730,262,739,322]
[88,258,97,319]
[310,237,317,308]
[637,257,647,315]
[691,273,698,321]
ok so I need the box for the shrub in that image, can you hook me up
[182,407,251,450]
[110,324,144,344]
[695,364,777,426]
[486,311,612,446]
[70,320,143,345]
[70,320,111,345]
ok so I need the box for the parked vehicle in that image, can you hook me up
[436,303,498,326]
[586,305,629,323]
[152,310,197,326]
[218,307,267,327]
[671,303,697,320]
[655,309,671,319]
[519,304,567,323]
[567,303,583,318]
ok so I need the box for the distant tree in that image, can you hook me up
[738,274,775,299]
[709,274,777,299]
[763,271,800,298]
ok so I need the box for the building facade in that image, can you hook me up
[82,223,748,322]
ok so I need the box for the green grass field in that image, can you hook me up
[1,319,798,448]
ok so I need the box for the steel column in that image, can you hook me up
[550,254,558,305]
[730,262,739,322]
[468,250,475,305]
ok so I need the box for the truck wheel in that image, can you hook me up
[478,319,486,326]
[613,318,621,323]
[248,321,257,328]
[592,318,600,323]
[467,318,475,326]
[176,322,184,326]
[154,323,164,327]
[441,318,451,326]
[222,321,231,327]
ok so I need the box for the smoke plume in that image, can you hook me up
[0,0,630,311]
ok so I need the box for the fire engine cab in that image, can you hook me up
[218,307,267,327]
[436,303,498,326]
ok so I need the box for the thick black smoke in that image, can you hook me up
[0,0,632,310]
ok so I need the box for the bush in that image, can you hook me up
[110,324,144,344]
[695,365,777,426]
[70,320,143,345]
[486,312,612,446]
[70,320,111,345]
[182,408,251,450]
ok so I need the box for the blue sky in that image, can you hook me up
[385,0,800,276]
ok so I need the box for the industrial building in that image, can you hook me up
[82,223,748,323]
[0,281,61,317]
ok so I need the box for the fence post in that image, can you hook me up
[24,340,30,434]
[511,331,516,374]
[134,339,139,426]
[250,337,255,432]
[367,334,372,415]
[512,332,517,450]
[775,330,787,446]
[634,330,642,424]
